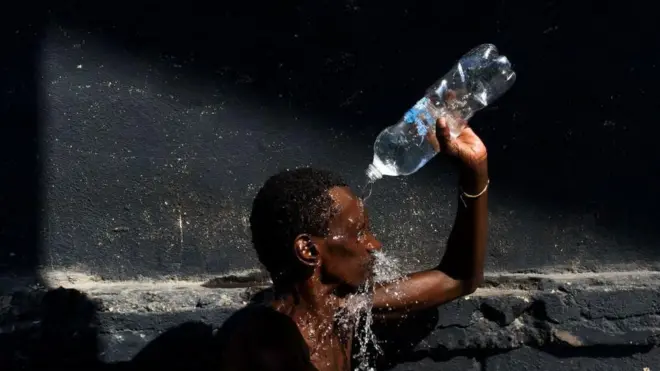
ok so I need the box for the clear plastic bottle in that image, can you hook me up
[365,44,516,181]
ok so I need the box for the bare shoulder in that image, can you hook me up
[216,304,316,371]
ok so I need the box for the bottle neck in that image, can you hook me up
[366,163,382,181]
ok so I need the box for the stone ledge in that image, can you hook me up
[404,287,660,352]
[2,271,660,368]
[375,279,660,366]
[389,356,480,371]
[485,346,659,371]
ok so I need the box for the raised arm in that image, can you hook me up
[372,117,489,316]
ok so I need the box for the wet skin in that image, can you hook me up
[218,117,489,371]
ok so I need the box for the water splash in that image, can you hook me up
[335,251,406,370]
[372,251,405,284]
[337,279,379,371]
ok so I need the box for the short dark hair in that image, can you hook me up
[249,167,348,283]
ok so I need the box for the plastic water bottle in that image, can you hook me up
[365,44,516,182]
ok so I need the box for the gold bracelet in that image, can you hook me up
[460,179,490,207]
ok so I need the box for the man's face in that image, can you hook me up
[315,186,382,289]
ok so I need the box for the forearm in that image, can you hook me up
[437,159,489,292]
[372,159,489,315]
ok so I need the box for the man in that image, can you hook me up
[217,116,489,370]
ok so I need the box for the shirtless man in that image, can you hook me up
[216,116,489,371]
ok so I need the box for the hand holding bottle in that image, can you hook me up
[436,118,487,168]
[427,91,487,171]
[365,43,514,182]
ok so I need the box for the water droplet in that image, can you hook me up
[361,179,374,204]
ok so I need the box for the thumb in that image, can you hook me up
[436,117,455,153]
[436,117,451,139]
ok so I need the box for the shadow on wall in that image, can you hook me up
[46,0,660,250]
[0,288,101,370]
[3,0,655,279]
[0,0,45,279]
[2,0,659,281]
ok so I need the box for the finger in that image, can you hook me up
[436,116,462,157]
[435,117,451,143]
[436,116,447,130]
[426,129,440,153]
[443,90,457,103]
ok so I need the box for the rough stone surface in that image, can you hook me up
[389,356,480,371]
[2,273,660,369]
[485,346,660,371]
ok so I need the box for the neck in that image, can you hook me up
[273,276,341,323]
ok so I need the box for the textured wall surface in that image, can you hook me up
[4,0,660,279]
[2,0,659,369]
[2,272,660,370]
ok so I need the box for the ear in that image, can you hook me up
[293,234,319,267]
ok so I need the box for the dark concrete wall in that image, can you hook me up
[2,0,660,370]
[4,0,659,279]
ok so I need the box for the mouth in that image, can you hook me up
[366,253,376,267]
[364,256,376,277]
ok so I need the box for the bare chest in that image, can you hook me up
[306,330,353,371]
